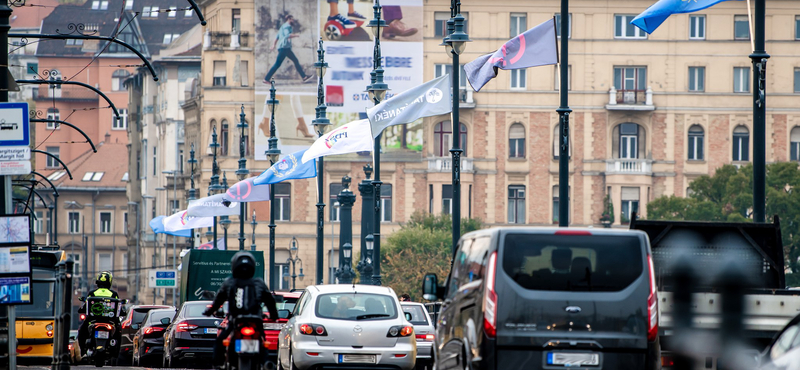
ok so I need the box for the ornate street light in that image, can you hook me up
[265,81,281,288]
[209,125,222,248]
[187,143,198,248]
[220,172,230,250]
[362,234,375,285]
[236,105,250,250]
[250,211,257,252]
[312,38,331,285]
[285,237,304,290]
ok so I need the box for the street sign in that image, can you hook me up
[0,102,29,147]
[0,146,30,161]
[0,160,31,175]
[148,269,178,288]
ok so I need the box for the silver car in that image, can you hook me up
[277,284,416,370]
[401,302,435,370]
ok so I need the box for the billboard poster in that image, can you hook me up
[254,0,424,161]
[179,250,265,303]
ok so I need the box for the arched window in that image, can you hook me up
[46,108,60,130]
[111,69,130,91]
[688,125,704,160]
[509,123,525,158]
[732,125,749,161]
[220,119,229,156]
[433,121,467,157]
[791,127,800,161]
[611,123,646,159]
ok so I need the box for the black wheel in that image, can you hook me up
[239,356,255,370]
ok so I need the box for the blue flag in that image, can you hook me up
[464,18,558,92]
[149,216,192,237]
[254,149,317,185]
[221,177,271,203]
[631,0,739,34]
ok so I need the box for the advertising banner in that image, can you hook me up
[0,214,31,305]
[179,250,266,303]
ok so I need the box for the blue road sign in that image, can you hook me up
[156,271,176,278]
[0,102,29,147]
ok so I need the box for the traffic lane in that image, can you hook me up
[20,366,209,370]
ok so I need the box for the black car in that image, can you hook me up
[118,304,171,363]
[163,300,221,367]
[423,228,660,370]
[131,308,176,366]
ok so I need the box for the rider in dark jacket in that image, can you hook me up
[203,251,279,366]
[78,271,121,355]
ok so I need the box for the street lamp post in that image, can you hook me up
[265,81,282,288]
[356,164,373,284]
[250,211,257,252]
[285,237,305,290]
[236,105,250,249]
[367,0,388,286]
[335,176,355,284]
[557,0,572,227]
[220,172,230,250]
[187,143,198,248]
[363,234,375,285]
[751,0,768,223]
[312,38,331,285]
[209,125,222,248]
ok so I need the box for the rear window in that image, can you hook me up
[132,309,150,324]
[502,234,644,292]
[315,293,398,321]
[148,310,175,323]
[183,303,211,317]
[402,305,429,326]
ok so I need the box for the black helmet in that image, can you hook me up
[231,251,256,279]
[96,271,113,288]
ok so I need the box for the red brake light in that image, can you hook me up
[240,327,256,336]
[95,323,113,331]
[399,326,414,337]
[80,314,86,321]
[483,251,498,338]
[299,324,326,336]
[144,327,165,335]
[554,230,592,236]
[299,324,314,335]
[415,334,435,342]
[177,323,199,332]
[647,255,659,342]
[661,355,675,367]
[315,325,325,335]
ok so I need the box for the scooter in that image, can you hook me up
[324,16,365,41]
[223,314,267,370]
[79,297,127,367]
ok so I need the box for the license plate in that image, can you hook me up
[204,328,218,334]
[338,354,376,364]
[263,323,283,330]
[235,339,260,353]
[94,331,109,339]
[547,352,600,367]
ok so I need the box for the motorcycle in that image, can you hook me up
[79,296,127,367]
[222,314,266,370]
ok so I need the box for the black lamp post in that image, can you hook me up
[363,234,375,284]
[265,81,282,288]
[751,0,768,223]
[236,105,250,250]
[356,164,373,284]
[209,125,222,248]
[187,143,198,248]
[285,236,305,290]
[312,37,331,285]
[444,0,470,256]
[335,176,355,284]
[220,172,230,250]
[557,0,572,227]
[367,0,388,286]
[250,211,257,252]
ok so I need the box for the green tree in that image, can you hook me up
[380,212,482,300]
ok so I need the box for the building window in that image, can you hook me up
[381,184,392,222]
[112,108,128,130]
[45,146,60,168]
[220,120,229,156]
[442,185,453,215]
[213,61,227,86]
[277,264,289,290]
[329,183,344,221]
[91,1,108,10]
[240,60,249,87]
[791,127,800,161]
[510,69,526,90]
[162,33,181,44]
[68,212,80,234]
[125,0,133,10]
[688,125,704,161]
[168,6,177,17]
[621,187,640,224]
[111,69,130,91]
[34,211,43,234]
[153,146,157,176]
[508,185,525,224]
[552,125,572,159]
[734,67,750,93]
[120,254,128,277]
[434,12,468,37]
[66,38,83,46]
[554,65,572,91]
[619,123,640,159]
[169,200,180,214]
[100,212,112,234]
[185,8,193,17]
[275,183,291,221]
[794,68,800,93]
[734,15,749,40]
[689,15,705,39]
[26,62,38,75]
[509,123,525,158]
[552,186,569,224]
[434,64,467,89]
[99,253,112,272]
[232,9,241,33]
[688,66,705,92]
[555,13,571,38]
[615,14,646,39]
[123,212,128,236]
[149,6,159,18]
[142,6,151,17]
[429,184,434,213]
[510,12,527,37]
[614,66,647,99]
[433,121,467,157]
[46,108,60,129]
[733,125,750,161]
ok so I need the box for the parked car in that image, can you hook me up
[402,302,435,370]
[131,308,177,366]
[422,227,660,370]
[277,284,416,370]
[758,313,800,370]
[265,291,302,363]
[162,301,221,368]
[118,304,171,363]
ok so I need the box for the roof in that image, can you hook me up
[309,284,397,296]
[45,140,129,190]
[10,0,58,29]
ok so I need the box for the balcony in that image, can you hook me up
[606,159,652,175]
[33,85,98,102]
[204,31,251,50]
[459,88,475,108]
[428,157,474,173]
[605,87,654,111]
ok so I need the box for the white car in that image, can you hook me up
[277,284,417,370]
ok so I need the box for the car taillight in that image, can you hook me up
[483,251,498,338]
[387,326,414,337]
[144,327,165,335]
[80,314,86,321]
[177,323,198,332]
[647,254,659,342]
[661,355,674,367]
[299,324,327,336]
[240,326,256,336]
[95,323,113,331]
[415,334,434,342]
[121,320,130,329]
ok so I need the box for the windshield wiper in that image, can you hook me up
[356,314,391,320]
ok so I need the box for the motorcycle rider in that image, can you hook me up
[77,271,121,356]
[204,251,279,368]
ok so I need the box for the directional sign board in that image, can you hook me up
[148,269,178,288]
[0,103,31,176]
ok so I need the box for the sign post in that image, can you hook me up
[0,102,30,176]
[148,269,178,289]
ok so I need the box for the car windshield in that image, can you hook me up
[132,309,150,324]
[148,310,175,323]
[402,305,429,326]
[315,293,397,321]
[183,303,212,317]
[502,234,644,292]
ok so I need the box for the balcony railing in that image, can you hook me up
[606,158,652,174]
[606,87,654,111]
[459,88,475,108]
[428,157,474,173]
[204,31,251,49]
[33,85,98,102]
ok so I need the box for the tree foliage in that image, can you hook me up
[647,163,800,276]
[381,212,482,300]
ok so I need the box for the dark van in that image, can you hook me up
[422,228,660,370]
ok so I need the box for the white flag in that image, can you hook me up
[163,210,214,232]
[367,75,452,139]
[301,119,373,163]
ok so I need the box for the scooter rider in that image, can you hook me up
[77,271,121,355]
[203,251,279,368]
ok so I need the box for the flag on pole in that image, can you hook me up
[187,194,239,217]
[253,149,318,185]
[367,75,452,139]
[631,0,740,34]
[163,210,214,232]
[301,119,373,164]
[464,18,558,92]
[222,176,274,202]
[149,215,192,237]
[197,237,226,250]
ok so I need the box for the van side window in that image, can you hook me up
[446,239,472,298]
[467,237,490,281]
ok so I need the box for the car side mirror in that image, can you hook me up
[423,274,443,301]
[404,312,413,321]
[131,324,140,330]
[160,317,171,325]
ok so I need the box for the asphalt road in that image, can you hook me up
[21,367,206,370]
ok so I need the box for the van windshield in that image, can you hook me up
[502,234,643,292]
